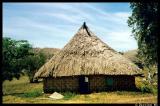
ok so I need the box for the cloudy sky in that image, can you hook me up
[3,3,137,52]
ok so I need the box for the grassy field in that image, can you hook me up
[2,76,157,104]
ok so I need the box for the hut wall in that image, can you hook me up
[43,77,79,93]
[105,75,136,90]
[88,75,136,92]
[89,75,106,92]
[43,75,136,93]
[116,75,136,90]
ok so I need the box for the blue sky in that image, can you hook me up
[3,3,137,52]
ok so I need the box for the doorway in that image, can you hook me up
[79,76,90,93]
[106,77,114,90]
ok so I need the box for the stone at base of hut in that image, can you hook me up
[49,92,64,99]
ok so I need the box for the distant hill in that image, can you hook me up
[33,48,61,55]
[123,49,138,63]
[123,49,144,69]
[32,48,61,61]
[123,50,157,79]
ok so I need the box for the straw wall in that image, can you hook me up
[89,75,106,92]
[43,75,136,93]
[43,76,79,93]
[105,75,136,90]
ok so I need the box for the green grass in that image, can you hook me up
[18,89,43,98]
[3,76,43,95]
[62,92,77,100]
[2,75,157,103]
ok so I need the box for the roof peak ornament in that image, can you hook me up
[81,22,91,36]
[82,22,87,28]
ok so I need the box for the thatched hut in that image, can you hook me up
[34,22,142,93]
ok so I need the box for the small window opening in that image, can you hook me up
[85,77,88,82]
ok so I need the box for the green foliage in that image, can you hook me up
[62,92,76,100]
[151,86,158,95]
[140,85,157,95]
[24,51,46,83]
[139,80,157,95]
[140,84,151,93]
[128,3,159,66]
[20,89,43,98]
[2,37,47,83]
[2,37,32,82]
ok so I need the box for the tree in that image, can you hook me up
[2,37,47,83]
[127,2,159,67]
[2,37,32,82]
[24,52,46,83]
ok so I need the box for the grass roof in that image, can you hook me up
[34,23,142,78]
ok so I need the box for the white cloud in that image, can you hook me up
[114,12,130,18]
[102,31,137,51]
[3,3,137,52]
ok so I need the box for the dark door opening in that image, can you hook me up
[79,76,90,94]
[105,77,114,91]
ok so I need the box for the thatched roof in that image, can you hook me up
[34,22,142,78]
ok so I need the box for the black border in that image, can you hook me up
[1,1,159,106]
[2,0,159,2]
[1,0,2,105]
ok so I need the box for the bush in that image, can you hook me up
[20,89,43,98]
[136,70,157,95]
[140,83,157,95]
[151,87,157,95]
[140,85,151,93]
[62,92,76,100]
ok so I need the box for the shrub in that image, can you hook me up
[140,85,151,93]
[140,83,157,95]
[62,92,76,100]
[20,89,43,98]
[150,86,158,95]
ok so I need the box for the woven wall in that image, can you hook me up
[117,75,135,90]
[105,75,136,90]
[43,76,79,93]
[43,75,136,93]
[89,75,106,92]
[88,75,135,92]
